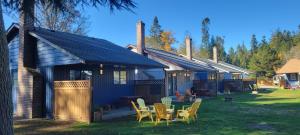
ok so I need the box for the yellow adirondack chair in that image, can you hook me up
[131,101,153,122]
[176,99,202,124]
[154,103,173,126]
[161,97,175,113]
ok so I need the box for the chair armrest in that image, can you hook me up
[171,105,175,109]
[139,106,150,111]
[182,105,191,110]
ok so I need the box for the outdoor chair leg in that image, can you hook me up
[149,114,153,122]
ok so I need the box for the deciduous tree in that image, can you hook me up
[36,2,90,35]
[160,31,175,52]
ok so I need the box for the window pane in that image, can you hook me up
[120,71,127,84]
[70,70,81,80]
[70,70,75,80]
[114,71,120,84]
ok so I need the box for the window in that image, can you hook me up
[70,70,81,80]
[218,73,224,80]
[290,73,297,81]
[114,70,127,84]
[232,74,241,80]
[120,71,127,84]
[208,73,216,80]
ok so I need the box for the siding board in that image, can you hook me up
[92,68,135,106]
[40,67,54,118]
[36,40,81,67]
[8,35,19,70]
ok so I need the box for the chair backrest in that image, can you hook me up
[161,97,172,109]
[131,101,141,116]
[253,84,258,89]
[154,103,167,118]
[137,98,146,109]
[189,101,201,117]
[195,98,202,103]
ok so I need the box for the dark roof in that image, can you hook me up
[218,61,251,74]
[145,48,216,72]
[26,27,165,68]
[193,58,243,73]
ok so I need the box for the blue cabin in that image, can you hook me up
[192,46,251,92]
[128,21,217,97]
[7,23,165,121]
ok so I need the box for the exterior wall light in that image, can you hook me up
[100,64,104,75]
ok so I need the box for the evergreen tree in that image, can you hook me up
[215,36,226,61]
[199,17,210,58]
[249,42,278,77]
[269,30,294,65]
[227,47,236,64]
[250,34,258,54]
[146,16,163,49]
[150,16,162,39]
[209,36,215,59]
[235,42,249,68]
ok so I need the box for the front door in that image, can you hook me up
[167,73,177,96]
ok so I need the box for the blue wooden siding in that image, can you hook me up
[92,68,135,106]
[36,40,82,67]
[11,70,18,114]
[8,35,19,70]
[52,65,136,108]
[39,67,54,118]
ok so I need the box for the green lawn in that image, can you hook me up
[14,88,300,135]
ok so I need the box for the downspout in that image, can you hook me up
[216,71,219,96]
[164,68,167,97]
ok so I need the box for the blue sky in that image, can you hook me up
[4,0,300,52]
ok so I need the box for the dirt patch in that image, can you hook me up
[14,119,75,135]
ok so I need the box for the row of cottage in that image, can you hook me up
[7,21,250,120]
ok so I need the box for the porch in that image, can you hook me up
[52,64,165,123]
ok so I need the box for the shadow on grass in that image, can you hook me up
[14,88,300,135]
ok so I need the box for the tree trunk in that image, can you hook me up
[0,0,14,134]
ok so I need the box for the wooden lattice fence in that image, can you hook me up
[134,80,165,104]
[54,80,91,123]
[193,80,217,96]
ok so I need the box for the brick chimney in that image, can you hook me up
[136,20,145,55]
[17,0,41,119]
[213,46,218,63]
[185,36,192,60]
